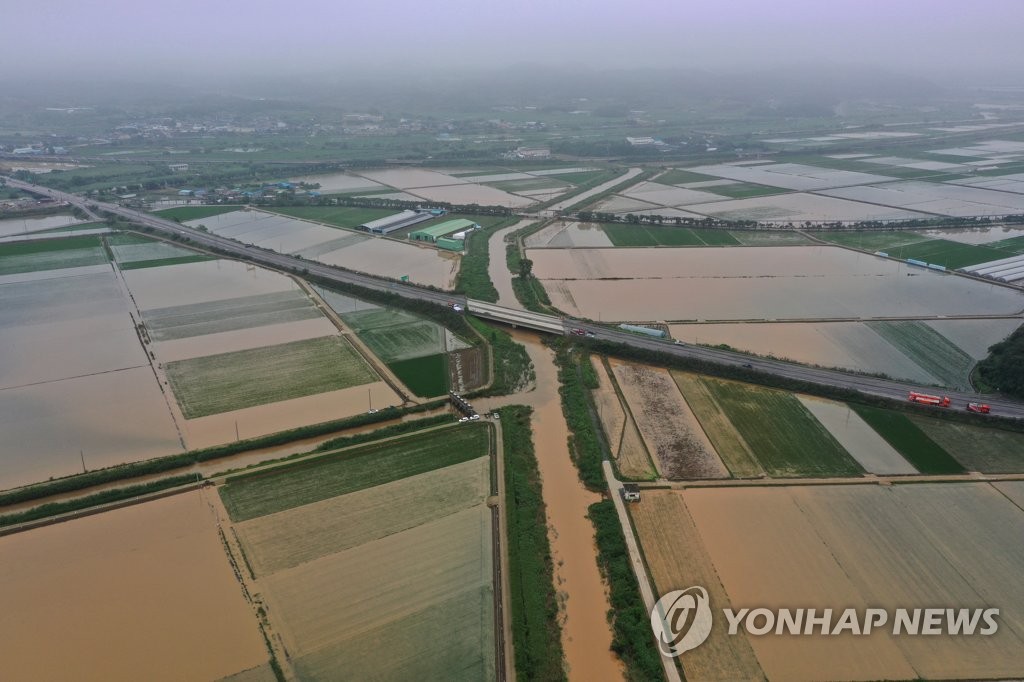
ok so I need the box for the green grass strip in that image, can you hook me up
[700,377,863,477]
[500,406,567,682]
[555,345,606,489]
[851,405,965,474]
[118,254,213,270]
[155,205,242,221]
[0,233,103,256]
[0,475,199,528]
[220,423,489,521]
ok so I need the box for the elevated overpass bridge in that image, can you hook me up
[6,175,1024,420]
[466,300,565,334]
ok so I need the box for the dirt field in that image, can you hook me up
[680,484,1024,681]
[670,372,762,477]
[0,491,267,681]
[610,360,728,479]
[449,346,485,392]
[590,357,656,480]
[590,358,626,462]
[630,491,764,681]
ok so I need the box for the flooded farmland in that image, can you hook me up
[673,483,1024,681]
[186,210,459,289]
[669,321,942,383]
[0,262,182,489]
[499,331,625,681]
[0,214,87,237]
[0,490,268,681]
[529,246,1024,321]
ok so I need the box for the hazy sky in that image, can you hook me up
[6,0,1024,82]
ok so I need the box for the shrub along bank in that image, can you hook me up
[500,406,567,681]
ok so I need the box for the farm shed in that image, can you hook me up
[409,218,479,243]
[359,210,433,235]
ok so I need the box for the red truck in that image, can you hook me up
[967,402,991,414]
[908,392,951,408]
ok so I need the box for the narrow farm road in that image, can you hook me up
[604,461,683,682]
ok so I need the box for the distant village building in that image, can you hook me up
[168,163,189,173]
[626,137,657,146]
[622,484,641,502]
[515,146,551,159]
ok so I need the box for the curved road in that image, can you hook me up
[7,175,1024,420]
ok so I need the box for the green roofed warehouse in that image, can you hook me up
[409,218,480,243]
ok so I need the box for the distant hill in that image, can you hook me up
[976,326,1024,398]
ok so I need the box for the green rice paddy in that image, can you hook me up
[165,335,377,418]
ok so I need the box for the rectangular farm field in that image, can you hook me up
[699,376,863,477]
[220,423,489,521]
[0,234,107,275]
[851,405,965,474]
[388,353,449,397]
[165,335,377,418]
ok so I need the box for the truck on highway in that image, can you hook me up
[908,391,951,407]
[967,402,991,414]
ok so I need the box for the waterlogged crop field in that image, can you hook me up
[529,246,1024,322]
[0,236,183,488]
[0,213,88,237]
[0,491,268,681]
[185,210,460,289]
[629,491,764,681]
[670,321,941,384]
[355,167,534,208]
[142,290,322,342]
[0,234,108,275]
[107,232,210,269]
[121,258,399,448]
[867,321,975,389]
[634,483,1024,681]
[166,336,377,418]
[221,425,495,681]
[315,285,470,396]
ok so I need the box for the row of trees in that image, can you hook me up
[573,209,1024,232]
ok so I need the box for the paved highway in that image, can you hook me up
[7,175,1024,420]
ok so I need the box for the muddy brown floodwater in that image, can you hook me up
[487,219,534,309]
[0,490,267,681]
[481,330,625,681]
